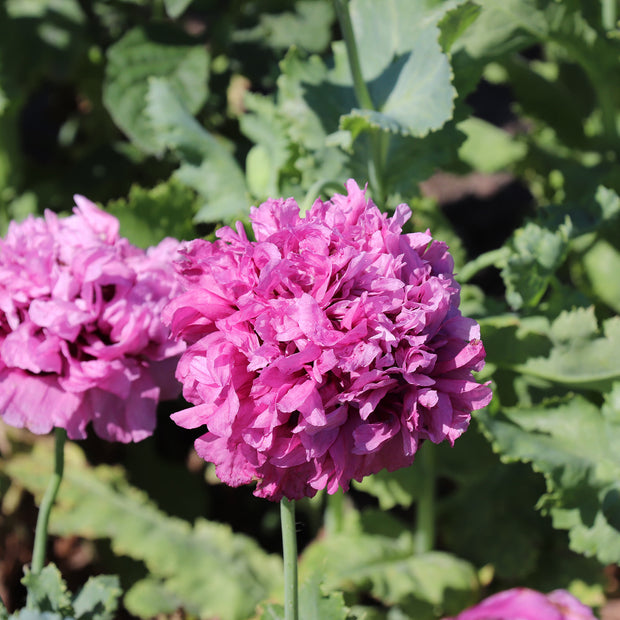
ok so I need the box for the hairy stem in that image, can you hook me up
[280,498,299,620]
[31,428,66,575]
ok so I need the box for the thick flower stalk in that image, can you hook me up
[444,587,597,619]
[0,196,184,442]
[164,180,492,500]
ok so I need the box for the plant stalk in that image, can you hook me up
[332,0,386,201]
[31,428,66,575]
[414,442,436,554]
[280,497,299,620]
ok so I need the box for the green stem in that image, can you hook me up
[414,443,436,554]
[332,0,386,200]
[280,498,299,620]
[31,428,66,575]
[332,0,374,110]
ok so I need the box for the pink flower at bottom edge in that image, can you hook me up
[444,587,598,620]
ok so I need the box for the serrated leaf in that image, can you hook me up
[300,533,477,619]
[6,442,282,620]
[549,306,598,345]
[482,309,620,393]
[339,38,454,138]
[279,0,462,145]
[518,316,620,392]
[501,219,572,309]
[105,180,197,248]
[345,0,460,138]
[146,78,248,223]
[22,565,72,616]
[103,24,209,154]
[477,390,620,564]
[349,0,467,79]
[72,575,121,620]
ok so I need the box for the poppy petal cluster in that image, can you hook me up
[164,180,492,500]
[444,587,597,619]
[0,196,185,442]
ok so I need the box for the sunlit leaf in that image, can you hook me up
[103,24,209,154]
[105,179,198,247]
[146,78,248,223]
[478,388,620,564]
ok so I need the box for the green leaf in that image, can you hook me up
[456,0,547,58]
[518,314,620,392]
[103,24,209,154]
[2,0,88,85]
[300,532,478,619]
[581,239,620,314]
[105,179,197,248]
[548,306,598,345]
[501,219,572,309]
[146,77,248,223]
[477,389,620,564]
[578,188,620,313]
[342,0,463,138]
[233,1,335,53]
[278,0,464,147]
[72,575,121,620]
[298,574,349,620]
[458,117,527,173]
[438,1,482,53]
[163,0,193,19]
[6,442,282,620]
[22,565,72,616]
[482,309,620,394]
[123,578,182,619]
[240,93,293,200]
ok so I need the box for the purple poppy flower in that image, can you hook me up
[0,196,185,442]
[164,180,492,500]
